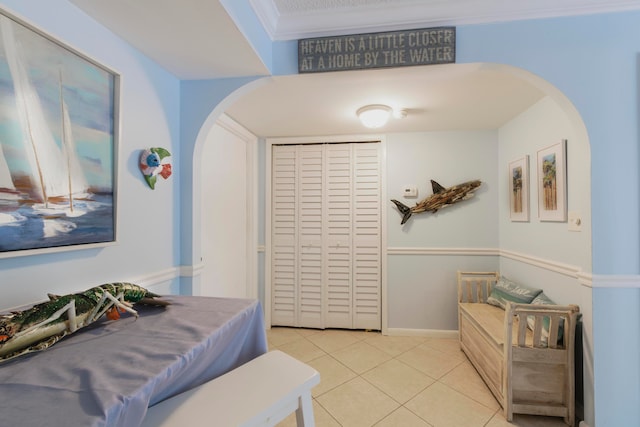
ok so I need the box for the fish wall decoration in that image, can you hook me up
[140,147,172,189]
[391,179,482,224]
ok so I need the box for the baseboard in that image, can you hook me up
[385,328,458,339]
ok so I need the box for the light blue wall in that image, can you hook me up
[178,77,262,296]
[179,77,258,264]
[386,131,499,247]
[0,0,182,306]
[498,95,594,421]
[454,15,640,426]
[593,287,640,426]
[499,97,591,270]
[457,14,640,275]
[2,1,638,425]
[385,131,500,331]
[197,8,640,425]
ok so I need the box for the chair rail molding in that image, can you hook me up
[386,246,593,287]
[591,274,640,289]
[180,263,205,278]
[387,247,498,256]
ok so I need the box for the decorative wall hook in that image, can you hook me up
[139,147,172,189]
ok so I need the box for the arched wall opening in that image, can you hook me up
[188,62,592,422]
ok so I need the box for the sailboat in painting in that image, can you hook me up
[0,13,116,253]
[0,143,20,204]
[0,141,26,230]
[0,145,25,226]
[0,16,91,218]
[39,75,92,218]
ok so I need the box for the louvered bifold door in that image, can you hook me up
[271,141,381,330]
[271,145,298,326]
[352,143,382,330]
[324,144,353,328]
[297,145,324,328]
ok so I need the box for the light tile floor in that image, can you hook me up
[268,327,570,427]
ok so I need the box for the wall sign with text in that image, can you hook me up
[298,27,455,73]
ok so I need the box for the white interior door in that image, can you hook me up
[201,115,256,298]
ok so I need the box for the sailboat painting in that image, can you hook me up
[0,11,118,257]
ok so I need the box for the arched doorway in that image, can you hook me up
[190,62,592,421]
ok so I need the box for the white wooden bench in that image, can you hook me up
[457,271,580,426]
[141,350,320,427]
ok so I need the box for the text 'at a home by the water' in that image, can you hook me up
[298,27,455,73]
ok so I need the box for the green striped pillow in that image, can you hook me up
[526,292,564,346]
[486,277,542,309]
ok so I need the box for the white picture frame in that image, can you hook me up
[537,140,567,222]
[509,155,529,222]
[0,9,120,257]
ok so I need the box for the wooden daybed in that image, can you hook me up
[457,271,580,426]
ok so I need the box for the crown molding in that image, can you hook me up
[252,0,640,41]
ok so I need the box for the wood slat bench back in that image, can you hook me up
[457,271,499,304]
[506,303,580,350]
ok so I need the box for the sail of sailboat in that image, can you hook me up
[60,72,90,212]
[0,16,90,212]
[0,143,20,202]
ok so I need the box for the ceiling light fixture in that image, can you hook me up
[357,104,393,129]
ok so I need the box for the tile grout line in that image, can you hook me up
[308,332,445,426]
[269,328,518,427]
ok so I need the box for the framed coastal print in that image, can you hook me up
[509,155,529,222]
[0,10,119,257]
[537,140,567,222]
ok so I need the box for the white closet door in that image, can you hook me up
[271,145,297,326]
[297,145,324,328]
[324,144,353,328]
[271,141,381,330]
[352,143,382,330]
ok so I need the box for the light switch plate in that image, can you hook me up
[568,211,582,232]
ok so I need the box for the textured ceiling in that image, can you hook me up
[273,0,395,13]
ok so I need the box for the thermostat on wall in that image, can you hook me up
[403,186,418,198]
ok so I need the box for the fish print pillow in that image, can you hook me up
[526,292,565,346]
[486,276,542,309]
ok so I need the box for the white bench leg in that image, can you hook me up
[295,391,315,427]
